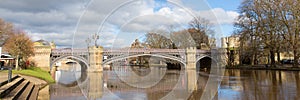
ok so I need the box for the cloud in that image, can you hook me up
[209,8,239,25]
[0,0,239,48]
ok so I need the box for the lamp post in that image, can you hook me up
[92,33,99,47]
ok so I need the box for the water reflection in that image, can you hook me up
[217,70,300,100]
[50,65,300,100]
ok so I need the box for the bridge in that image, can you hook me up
[33,46,226,72]
[32,46,226,99]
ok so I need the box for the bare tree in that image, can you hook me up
[188,16,213,49]
[3,31,34,70]
[171,29,195,49]
[0,18,14,46]
[235,0,290,67]
[276,0,300,67]
[144,32,174,49]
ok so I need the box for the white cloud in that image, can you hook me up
[0,0,240,48]
[209,8,239,25]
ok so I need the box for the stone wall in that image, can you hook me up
[31,46,51,71]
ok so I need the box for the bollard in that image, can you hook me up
[8,68,12,82]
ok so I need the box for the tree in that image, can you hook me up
[171,29,195,49]
[235,0,288,67]
[3,31,34,70]
[188,16,213,49]
[276,0,300,67]
[235,0,300,67]
[144,32,174,49]
[235,0,267,65]
[0,18,14,46]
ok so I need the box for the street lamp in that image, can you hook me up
[92,33,99,47]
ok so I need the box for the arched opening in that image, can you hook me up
[50,56,88,87]
[103,54,185,76]
[196,56,216,72]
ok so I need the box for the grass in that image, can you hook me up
[11,67,55,83]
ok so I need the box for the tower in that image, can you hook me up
[88,46,103,72]
[186,47,197,69]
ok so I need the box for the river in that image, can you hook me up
[49,63,300,100]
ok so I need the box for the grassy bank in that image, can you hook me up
[11,67,55,83]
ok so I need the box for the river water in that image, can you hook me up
[49,64,300,100]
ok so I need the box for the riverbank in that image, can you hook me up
[0,68,52,100]
[226,64,300,71]
[0,72,50,99]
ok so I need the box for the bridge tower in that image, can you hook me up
[186,47,197,69]
[32,40,55,71]
[88,46,103,72]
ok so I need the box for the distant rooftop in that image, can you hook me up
[34,39,50,46]
[34,39,56,49]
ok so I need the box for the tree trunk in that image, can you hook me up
[270,50,276,67]
[239,47,243,65]
[293,50,299,67]
[15,55,19,70]
[277,50,281,64]
[254,53,258,65]
[250,36,254,66]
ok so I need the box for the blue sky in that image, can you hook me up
[0,0,243,48]
[207,0,242,11]
[153,0,242,37]
[206,0,242,36]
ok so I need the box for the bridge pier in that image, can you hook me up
[88,46,103,72]
[186,47,197,69]
[87,72,103,99]
[187,69,197,92]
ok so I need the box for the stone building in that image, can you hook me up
[221,35,294,65]
[208,38,216,49]
[31,40,56,71]
[131,39,143,48]
[221,36,240,65]
[221,36,240,49]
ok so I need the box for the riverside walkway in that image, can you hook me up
[0,72,47,100]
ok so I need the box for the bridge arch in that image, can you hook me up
[50,55,89,87]
[50,55,89,70]
[196,55,218,70]
[103,53,186,66]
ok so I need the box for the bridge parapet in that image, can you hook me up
[51,48,88,55]
[103,48,186,64]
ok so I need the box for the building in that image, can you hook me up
[31,40,56,71]
[221,36,240,65]
[34,40,56,49]
[131,39,143,48]
[221,36,240,49]
[208,38,216,49]
[221,35,294,65]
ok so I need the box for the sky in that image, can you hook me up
[0,0,242,48]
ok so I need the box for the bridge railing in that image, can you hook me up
[51,48,88,54]
[103,48,186,53]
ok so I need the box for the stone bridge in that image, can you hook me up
[34,46,226,72]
